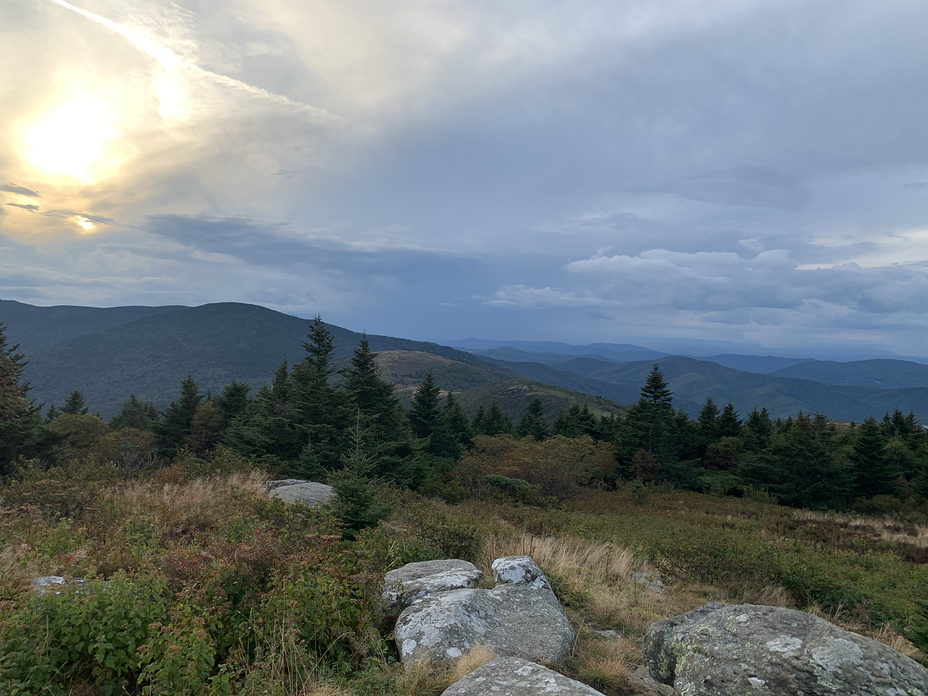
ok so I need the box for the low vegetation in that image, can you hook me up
[1,318,927,694]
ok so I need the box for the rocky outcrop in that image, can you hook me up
[643,602,928,696]
[381,559,484,617]
[441,656,605,696]
[265,480,334,507]
[393,555,575,667]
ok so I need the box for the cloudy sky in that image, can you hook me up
[2,0,928,358]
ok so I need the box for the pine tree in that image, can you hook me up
[155,374,203,459]
[516,398,548,440]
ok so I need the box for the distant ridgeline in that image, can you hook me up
[1,304,928,514]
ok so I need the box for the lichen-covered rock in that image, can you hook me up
[395,564,575,667]
[382,560,484,616]
[266,480,334,507]
[643,602,928,696]
[441,656,604,695]
[491,555,549,589]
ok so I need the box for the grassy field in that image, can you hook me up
[0,460,925,695]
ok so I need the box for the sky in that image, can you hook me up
[2,0,928,359]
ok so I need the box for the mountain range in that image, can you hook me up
[1,299,927,424]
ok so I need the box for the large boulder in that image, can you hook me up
[441,656,605,696]
[382,560,484,616]
[643,602,928,696]
[395,555,575,667]
[266,480,334,507]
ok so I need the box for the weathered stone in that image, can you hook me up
[31,576,66,592]
[266,480,334,507]
[441,656,604,695]
[627,665,676,696]
[631,572,668,595]
[491,555,549,589]
[643,602,928,696]
[382,560,484,616]
[395,559,575,667]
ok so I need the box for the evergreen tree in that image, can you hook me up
[850,416,899,499]
[341,338,416,484]
[408,372,442,440]
[0,323,55,473]
[617,365,675,465]
[516,398,549,440]
[214,381,251,428]
[474,401,512,436]
[641,364,673,410]
[183,401,224,456]
[717,402,742,438]
[61,390,88,415]
[743,407,773,452]
[442,392,473,454]
[292,316,345,471]
[328,413,394,539]
[552,404,602,440]
[696,397,721,455]
[155,374,203,459]
[110,394,159,432]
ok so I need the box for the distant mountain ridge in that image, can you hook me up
[3,299,927,424]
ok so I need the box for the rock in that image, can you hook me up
[266,480,335,507]
[395,557,575,667]
[627,665,676,696]
[632,572,668,594]
[382,559,484,616]
[31,576,66,593]
[491,555,549,589]
[643,602,928,696]
[441,656,605,695]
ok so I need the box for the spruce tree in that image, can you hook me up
[214,381,251,428]
[408,372,442,440]
[743,407,773,452]
[110,394,159,431]
[696,397,720,455]
[442,392,473,454]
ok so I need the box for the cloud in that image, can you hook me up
[7,203,39,212]
[1,184,39,197]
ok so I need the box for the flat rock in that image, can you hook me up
[441,656,604,695]
[643,602,928,696]
[382,560,484,616]
[395,580,575,667]
[266,480,334,507]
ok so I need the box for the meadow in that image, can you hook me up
[0,453,924,696]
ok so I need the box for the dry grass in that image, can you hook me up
[792,508,928,548]
[573,630,637,693]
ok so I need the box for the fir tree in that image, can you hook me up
[408,372,442,440]
[110,394,159,432]
[850,416,899,499]
[717,402,742,438]
[474,401,512,436]
[61,390,88,415]
[155,374,203,459]
[0,322,55,472]
[214,381,251,428]
[743,407,773,452]
[516,398,548,440]
[696,397,720,454]
[443,392,473,454]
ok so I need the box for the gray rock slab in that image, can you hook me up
[395,583,575,667]
[267,481,334,507]
[441,656,604,695]
[632,572,668,595]
[643,602,928,696]
[382,560,484,616]
[491,555,550,589]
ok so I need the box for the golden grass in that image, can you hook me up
[792,508,928,548]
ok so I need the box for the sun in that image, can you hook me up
[20,95,120,183]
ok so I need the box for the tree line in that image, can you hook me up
[2,319,928,513]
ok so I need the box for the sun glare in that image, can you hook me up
[74,216,96,232]
[20,95,120,183]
